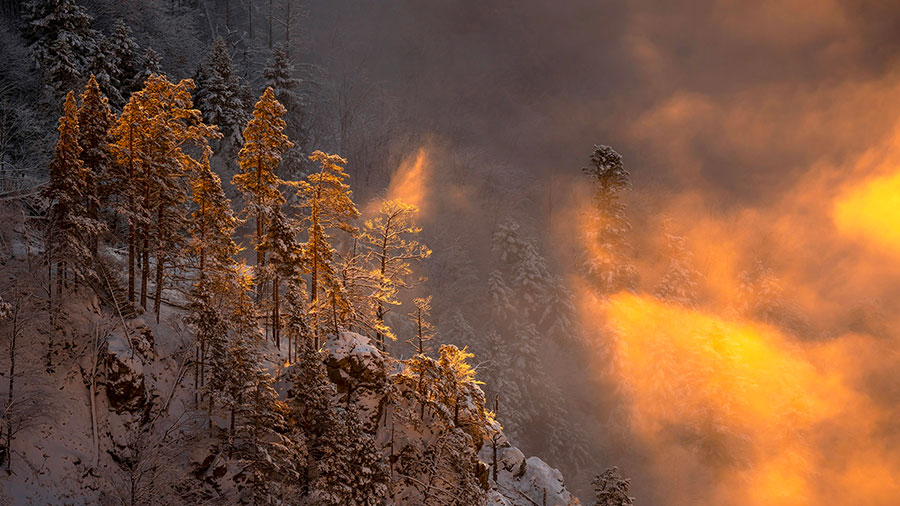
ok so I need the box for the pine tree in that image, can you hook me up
[186,147,239,405]
[129,48,162,92]
[283,280,310,364]
[582,145,638,295]
[309,406,389,506]
[654,222,700,307]
[87,35,125,109]
[360,199,431,349]
[43,91,90,294]
[289,334,334,439]
[233,370,306,503]
[76,74,114,255]
[23,0,98,96]
[109,75,219,316]
[206,262,263,443]
[593,467,634,506]
[233,87,293,302]
[257,205,299,349]
[407,296,435,356]
[296,151,359,347]
[263,42,308,175]
[186,274,228,409]
[107,20,141,106]
[195,37,249,144]
[187,146,239,278]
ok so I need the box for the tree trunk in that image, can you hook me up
[5,301,17,472]
[153,206,164,322]
[88,327,100,468]
[268,0,273,49]
[128,217,135,302]
[140,227,149,310]
[127,124,135,303]
[273,275,279,349]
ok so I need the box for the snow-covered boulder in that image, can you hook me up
[104,334,147,414]
[323,331,388,388]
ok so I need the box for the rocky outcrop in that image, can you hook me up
[104,334,147,414]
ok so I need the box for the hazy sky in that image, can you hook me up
[306,0,900,206]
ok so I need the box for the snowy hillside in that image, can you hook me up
[0,238,580,504]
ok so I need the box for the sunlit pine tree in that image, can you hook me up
[233,87,293,304]
[360,199,431,349]
[76,75,114,255]
[407,296,435,356]
[186,146,239,402]
[295,150,359,347]
[188,146,239,278]
[43,91,88,296]
[110,75,219,316]
[582,144,638,295]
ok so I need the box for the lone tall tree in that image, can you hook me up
[43,91,89,295]
[76,75,114,255]
[582,145,637,295]
[233,87,293,296]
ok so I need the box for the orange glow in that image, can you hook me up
[576,290,900,506]
[385,147,429,215]
[834,170,900,255]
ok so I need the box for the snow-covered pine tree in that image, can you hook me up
[129,48,161,93]
[735,259,809,335]
[295,150,359,347]
[360,198,431,350]
[23,0,99,97]
[76,74,113,255]
[308,406,389,506]
[257,205,298,349]
[87,34,125,109]
[43,90,90,295]
[195,37,250,147]
[186,146,239,404]
[491,219,576,342]
[233,86,293,300]
[186,273,229,409]
[592,466,635,506]
[288,333,334,439]
[654,222,700,307]
[207,261,263,445]
[109,75,219,317]
[407,295,435,356]
[233,365,306,503]
[582,145,638,295]
[283,280,310,364]
[106,20,141,106]
[187,146,239,278]
[263,42,309,176]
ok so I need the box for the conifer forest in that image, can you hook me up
[1,1,900,505]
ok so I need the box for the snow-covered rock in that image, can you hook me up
[323,331,390,426]
[104,333,147,414]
